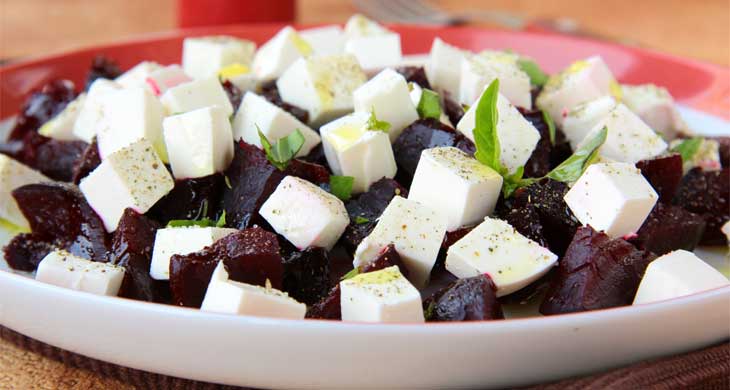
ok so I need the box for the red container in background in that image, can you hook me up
[177,0,296,27]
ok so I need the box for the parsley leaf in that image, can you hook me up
[224,175,232,189]
[546,126,608,183]
[417,88,442,120]
[341,267,360,281]
[670,137,702,164]
[354,216,370,224]
[473,79,503,174]
[167,210,227,229]
[258,127,305,171]
[542,110,556,145]
[424,301,436,320]
[330,175,354,201]
[366,109,391,133]
[517,58,549,86]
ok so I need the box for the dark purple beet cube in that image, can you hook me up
[221,80,243,114]
[147,173,224,224]
[1,132,88,182]
[540,227,656,315]
[520,108,552,178]
[442,93,464,126]
[636,154,683,203]
[395,66,431,89]
[85,55,122,91]
[673,168,729,245]
[71,138,101,184]
[7,79,77,141]
[286,159,330,185]
[281,245,331,305]
[630,203,705,255]
[393,119,459,180]
[3,233,55,271]
[500,203,549,248]
[423,275,503,321]
[343,178,407,249]
[301,143,328,168]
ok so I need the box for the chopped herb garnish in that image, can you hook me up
[354,216,370,224]
[341,267,360,281]
[473,79,503,174]
[670,137,702,164]
[543,110,556,145]
[366,109,391,133]
[258,127,305,171]
[330,175,354,201]
[417,88,442,120]
[224,175,233,189]
[517,58,549,86]
[167,210,227,229]
[545,126,607,183]
[424,301,436,320]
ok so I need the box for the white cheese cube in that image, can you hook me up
[353,68,418,142]
[426,37,466,100]
[340,266,424,323]
[38,94,85,141]
[320,112,397,193]
[145,64,192,96]
[150,226,237,280]
[36,250,125,296]
[259,176,349,251]
[344,14,391,37]
[72,79,122,143]
[409,82,453,126]
[160,77,233,116]
[459,50,532,109]
[353,196,448,288]
[276,55,367,126]
[115,61,162,89]
[162,106,234,179]
[562,96,618,150]
[633,250,730,305]
[182,36,256,80]
[201,261,306,319]
[218,63,258,93]
[669,138,722,173]
[445,217,558,297]
[232,92,320,157]
[79,138,174,232]
[536,56,619,126]
[456,92,540,173]
[299,25,346,56]
[564,162,658,238]
[96,87,167,161]
[345,33,403,73]
[621,84,688,139]
[409,147,503,231]
[252,26,312,82]
[0,155,49,229]
[577,104,667,164]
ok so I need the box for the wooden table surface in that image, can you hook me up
[0,0,728,388]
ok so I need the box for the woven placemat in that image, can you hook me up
[1,325,728,389]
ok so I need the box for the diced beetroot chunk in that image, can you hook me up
[519,108,552,178]
[500,203,549,248]
[636,154,683,203]
[424,274,504,321]
[343,178,407,249]
[630,203,705,255]
[711,136,729,167]
[72,139,101,184]
[395,66,431,89]
[442,93,464,126]
[392,118,460,182]
[672,168,729,245]
[85,55,121,91]
[3,233,55,271]
[148,173,224,224]
[286,159,330,185]
[361,244,409,278]
[282,245,331,305]
[1,132,88,182]
[221,80,243,115]
[7,79,77,141]
[442,227,474,250]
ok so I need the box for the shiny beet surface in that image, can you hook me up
[301,143,328,167]
[148,173,225,224]
[343,178,407,249]
[672,168,729,245]
[500,203,549,248]
[85,55,122,91]
[636,154,683,203]
[281,244,331,305]
[7,80,77,141]
[540,227,656,315]
[221,80,243,115]
[442,94,464,126]
[395,66,431,89]
[520,108,552,178]
[260,80,309,123]
[630,203,705,255]
[169,228,283,307]
[1,132,87,182]
[3,233,56,271]
[71,139,101,184]
[423,275,503,321]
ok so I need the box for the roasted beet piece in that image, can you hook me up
[343,178,407,248]
[501,203,549,248]
[361,244,409,276]
[148,174,224,224]
[301,143,328,167]
[442,227,474,251]
[281,244,331,305]
[1,132,87,182]
[287,159,330,185]
[423,275,503,321]
[71,139,101,184]
[636,154,683,203]
[3,233,56,271]
[520,108,552,177]
[7,80,77,141]
[395,66,431,89]
[12,183,110,263]
[221,80,243,114]
[540,227,656,315]
[630,203,705,255]
[260,80,309,123]
[169,228,283,307]
[549,129,573,169]
[442,93,464,126]
[673,168,729,245]
[85,55,122,91]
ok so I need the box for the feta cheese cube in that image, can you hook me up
[536,56,619,126]
[96,87,167,161]
[182,36,256,80]
[409,82,453,126]
[252,26,312,82]
[340,266,424,323]
[562,96,619,149]
[36,250,125,296]
[456,92,541,173]
[320,112,397,193]
[345,33,403,73]
[145,64,192,96]
[162,106,234,179]
[201,261,306,319]
[80,138,174,232]
[621,83,688,139]
[459,50,532,109]
[426,37,467,100]
[353,68,418,141]
[353,196,448,288]
[633,250,729,305]
[0,155,49,229]
[115,61,162,89]
[150,226,237,280]
[576,104,667,164]
[38,94,85,141]
[299,25,346,56]
[218,63,258,92]
[72,79,122,143]
[564,162,658,238]
[409,147,503,231]
[232,92,320,157]
[445,217,558,297]
[344,14,391,37]
[276,55,367,126]
[260,176,349,251]
[669,138,722,173]
[160,77,234,116]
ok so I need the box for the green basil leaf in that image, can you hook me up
[542,110,556,145]
[424,301,436,321]
[215,211,226,228]
[258,127,305,171]
[167,218,215,228]
[224,175,232,189]
[354,216,370,224]
[546,126,608,183]
[417,88,442,120]
[473,79,503,173]
[670,137,702,164]
[330,175,354,201]
[366,109,391,133]
[341,267,360,281]
[517,58,549,86]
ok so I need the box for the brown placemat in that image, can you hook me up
[1,325,728,389]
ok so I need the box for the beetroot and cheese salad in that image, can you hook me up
[1,15,729,323]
